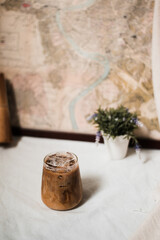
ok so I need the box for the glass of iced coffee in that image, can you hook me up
[41,151,83,210]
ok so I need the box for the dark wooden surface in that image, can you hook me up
[12,127,160,149]
[0,73,12,143]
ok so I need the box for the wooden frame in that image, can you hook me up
[12,127,160,149]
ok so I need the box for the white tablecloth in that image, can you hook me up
[0,136,160,240]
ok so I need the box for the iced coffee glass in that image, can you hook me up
[41,151,83,210]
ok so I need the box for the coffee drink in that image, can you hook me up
[41,152,82,210]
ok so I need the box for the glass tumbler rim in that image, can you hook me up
[43,151,78,173]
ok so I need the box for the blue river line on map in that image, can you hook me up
[56,0,110,129]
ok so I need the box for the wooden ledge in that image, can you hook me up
[11,127,160,149]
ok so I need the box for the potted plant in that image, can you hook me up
[88,106,143,160]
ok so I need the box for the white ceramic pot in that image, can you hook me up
[102,135,130,160]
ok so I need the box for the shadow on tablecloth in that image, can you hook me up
[80,176,102,206]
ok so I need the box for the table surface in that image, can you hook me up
[0,136,160,240]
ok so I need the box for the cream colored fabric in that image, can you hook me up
[130,7,160,239]
[131,203,160,240]
[0,136,160,240]
[152,0,160,126]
